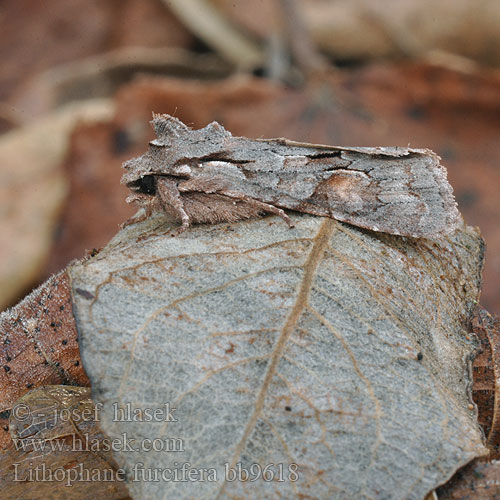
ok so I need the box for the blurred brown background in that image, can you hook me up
[1,0,499,315]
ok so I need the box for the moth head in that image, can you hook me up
[121,147,164,198]
[121,114,186,188]
[120,153,153,193]
[121,114,232,189]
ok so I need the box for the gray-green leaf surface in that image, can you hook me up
[70,214,486,500]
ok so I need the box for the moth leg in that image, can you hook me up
[121,211,149,228]
[218,190,295,228]
[156,177,191,235]
[121,194,154,228]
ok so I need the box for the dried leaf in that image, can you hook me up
[210,0,500,64]
[16,47,231,116]
[431,309,500,498]
[44,120,136,277]
[70,213,486,499]
[0,0,192,107]
[0,385,130,500]
[436,458,500,499]
[0,100,114,310]
[472,308,500,457]
[0,270,90,449]
[0,0,116,103]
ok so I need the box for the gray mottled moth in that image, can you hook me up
[121,114,460,238]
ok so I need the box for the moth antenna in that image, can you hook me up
[151,113,190,139]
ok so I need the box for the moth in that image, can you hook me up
[121,114,460,238]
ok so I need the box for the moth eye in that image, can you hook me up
[137,175,156,195]
[173,165,192,176]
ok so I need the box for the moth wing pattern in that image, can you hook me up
[240,144,461,238]
[332,149,461,238]
[122,114,461,239]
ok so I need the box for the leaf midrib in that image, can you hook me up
[216,218,335,498]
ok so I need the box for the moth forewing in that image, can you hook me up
[121,114,460,238]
